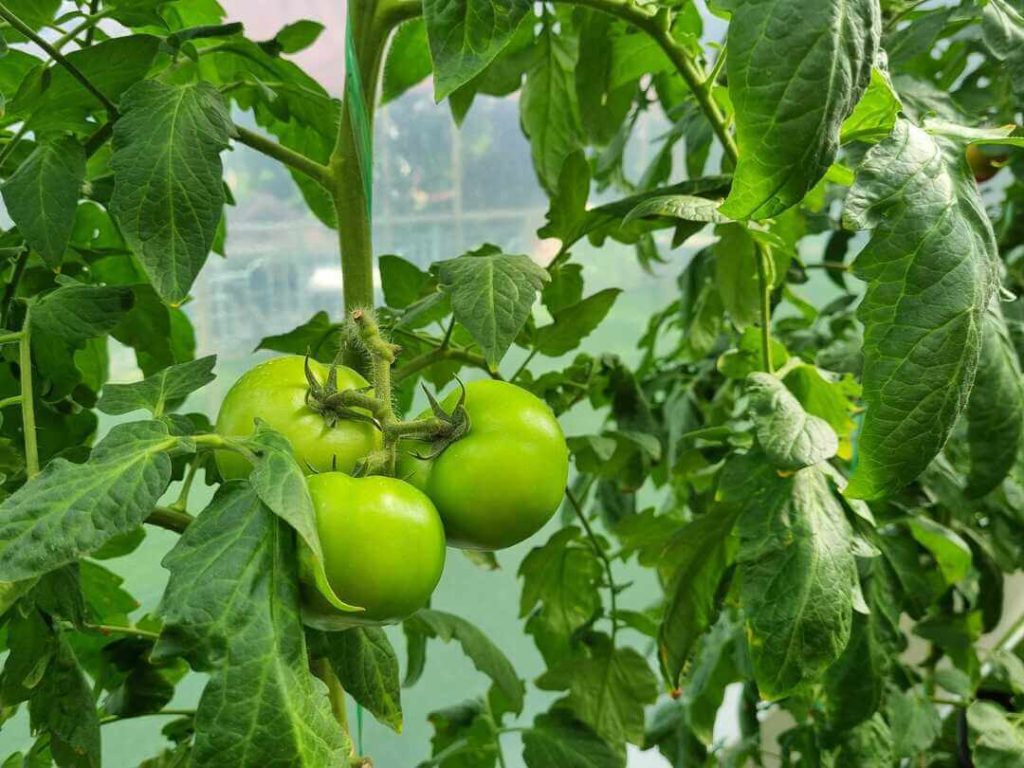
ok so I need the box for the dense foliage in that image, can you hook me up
[0,0,1023,766]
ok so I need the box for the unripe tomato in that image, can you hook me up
[399,380,569,551]
[303,472,446,623]
[966,144,1008,183]
[215,356,380,478]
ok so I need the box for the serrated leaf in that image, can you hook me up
[435,246,548,365]
[844,119,1000,499]
[380,254,433,309]
[0,421,177,582]
[308,627,403,732]
[30,280,134,400]
[537,636,657,747]
[156,482,347,766]
[1,136,85,269]
[841,67,902,144]
[887,689,940,758]
[521,26,582,192]
[967,701,1024,767]
[518,527,601,662]
[713,223,762,330]
[110,80,232,304]
[98,355,216,416]
[965,303,1024,497]
[423,0,531,100]
[624,194,727,225]
[534,289,620,357]
[657,508,739,688]
[747,372,838,470]
[721,0,879,219]
[404,609,524,713]
[728,454,857,699]
[272,19,324,54]
[522,711,620,768]
[682,611,742,744]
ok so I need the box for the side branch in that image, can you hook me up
[232,125,334,188]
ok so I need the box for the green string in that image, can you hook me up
[344,8,373,218]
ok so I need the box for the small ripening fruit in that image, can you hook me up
[215,355,380,478]
[302,472,446,624]
[966,143,1008,183]
[399,380,569,551]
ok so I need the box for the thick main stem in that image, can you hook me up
[330,0,392,313]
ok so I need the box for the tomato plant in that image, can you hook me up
[0,0,1024,766]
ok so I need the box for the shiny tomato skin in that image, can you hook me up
[400,380,569,551]
[215,356,380,479]
[305,472,446,623]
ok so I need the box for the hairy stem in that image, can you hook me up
[233,125,332,187]
[0,2,119,119]
[85,622,161,641]
[312,658,352,740]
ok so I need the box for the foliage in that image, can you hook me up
[0,0,1023,765]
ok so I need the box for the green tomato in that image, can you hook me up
[399,380,569,551]
[215,355,380,478]
[303,472,446,623]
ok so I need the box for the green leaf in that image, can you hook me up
[103,0,168,28]
[967,701,1024,767]
[844,118,1000,499]
[434,245,548,365]
[244,425,360,613]
[840,68,902,144]
[713,223,761,330]
[423,0,531,100]
[887,689,940,758]
[98,356,216,417]
[10,36,161,134]
[537,635,658,747]
[518,527,602,662]
[832,714,894,767]
[255,311,341,363]
[906,517,972,585]
[721,0,879,219]
[521,25,582,192]
[30,280,134,400]
[624,194,728,225]
[380,254,433,309]
[308,627,402,732]
[156,483,347,766]
[0,421,177,582]
[657,507,740,688]
[383,19,433,103]
[110,80,232,304]
[29,631,100,768]
[682,611,742,744]
[965,303,1024,496]
[729,454,857,699]
[522,711,620,768]
[534,289,620,357]
[405,609,524,713]
[1,0,59,30]
[746,372,838,470]
[271,19,325,54]
[1,136,85,269]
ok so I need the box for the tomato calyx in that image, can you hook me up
[403,380,472,460]
[303,355,381,429]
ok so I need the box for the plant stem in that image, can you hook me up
[100,709,196,726]
[0,122,30,169]
[351,310,401,474]
[85,622,161,641]
[18,312,38,478]
[233,125,332,187]
[0,395,22,409]
[54,7,112,50]
[564,486,618,642]
[170,458,200,512]
[146,506,194,533]
[312,658,351,739]
[0,330,23,345]
[754,242,773,373]
[0,2,119,119]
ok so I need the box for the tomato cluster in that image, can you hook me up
[215,356,569,624]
